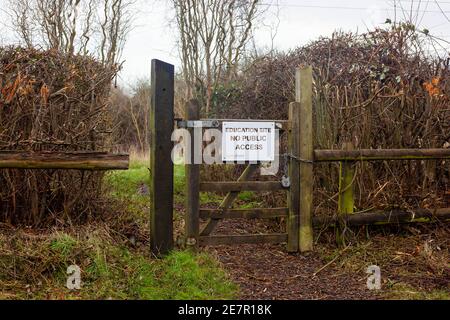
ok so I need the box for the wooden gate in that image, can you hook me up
[176,67,315,254]
[149,59,450,256]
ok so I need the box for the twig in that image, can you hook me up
[313,244,351,277]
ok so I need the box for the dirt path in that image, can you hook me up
[205,219,380,300]
[208,244,378,300]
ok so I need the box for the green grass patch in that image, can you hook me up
[78,241,237,299]
[0,158,238,300]
[385,283,450,300]
[106,166,150,200]
[104,161,151,226]
[131,251,237,300]
[1,230,237,300]
[27,159,236,300]
[106,162,187,205]
[237,191,254,202]
[49,233,78,259]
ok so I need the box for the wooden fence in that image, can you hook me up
[0,151,129,170]
[150,61,450,256]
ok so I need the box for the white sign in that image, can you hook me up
[222,122,275,162]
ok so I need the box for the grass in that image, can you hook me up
[385,283,450,300]
[106,159,187,207]
[135,251,236,299]
[0,156,238,300]
[49,233,78,259]
[0,230,236,300]
[103,157,237,299]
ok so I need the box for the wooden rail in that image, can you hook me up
[313,208,450,226]
[315,148,450,162]
[0,151,129,170]
[200,233,288,246]
[200,164,259,236]
[199,208,289,219]
[200,181,285,192]
[200,118,288,131]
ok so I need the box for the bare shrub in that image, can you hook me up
[0,47,118,226]
[210,26,450,213]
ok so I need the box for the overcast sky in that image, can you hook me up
[119,0,450,89]
[1,0,450,89]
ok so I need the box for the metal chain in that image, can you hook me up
[283,153,289,175]
[281,153,314,164]
[281,154,290,188]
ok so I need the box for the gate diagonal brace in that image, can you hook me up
[200,163,259,236]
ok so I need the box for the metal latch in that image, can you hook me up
[281,175,291,188]
[177,120,220,128]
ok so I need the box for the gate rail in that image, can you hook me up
[0,151,129,170]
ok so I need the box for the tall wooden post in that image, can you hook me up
[150,59,174,257]
[296,66,314,252]
[185,99,200,249]
[287,102,300,252]
[337,142,355,246]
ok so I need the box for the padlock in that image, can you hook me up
[281,175,291,188]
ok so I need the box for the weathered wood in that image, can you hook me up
[199,207,289,219]
[200,181,285,192]
[185,99,201,249]
[287,102,300,252]
[336,142,355,246]
[0,151,129,170]
[199,233,288,246]
[313,208,450,227]
[314,148,450,162]
[297,66,314,252]
[150,59,174,257]
[200,164,259,236]
[196,118,288,131]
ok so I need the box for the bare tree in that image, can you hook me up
[172,0,262,115]
[109,80,151,153]
[8,0,135,66]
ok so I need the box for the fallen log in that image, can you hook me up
[313,208,450,227]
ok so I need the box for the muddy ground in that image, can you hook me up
[205,219,449,300]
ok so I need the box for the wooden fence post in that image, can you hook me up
[150,59,174,257]
[287,102,300,252]
[337,142,355,246]
[296,66,314,253]
[185,99,201,249]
